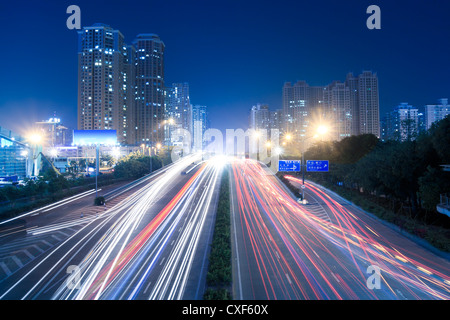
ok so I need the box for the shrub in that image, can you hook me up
[94,196,105,206]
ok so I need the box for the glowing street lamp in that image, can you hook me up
[252,130,261,139]
[274,147,283,155]
[112,148,120,159]
[317,125,328,136]
[28,133,42,145]
[49,148,58,158]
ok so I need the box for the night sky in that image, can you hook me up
[1,0,449,136]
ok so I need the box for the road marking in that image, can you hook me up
[12,256,23,268]
[143,281,152,294]
[23,250,34,260]
[396,289,407,300]
[32,245,44,253]
[41,240,53,248]
[285,273,292,284]
[312,250,320,259]
[331,272,340,283]
[0,262,11,276]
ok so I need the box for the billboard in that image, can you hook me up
[73,130,118,146]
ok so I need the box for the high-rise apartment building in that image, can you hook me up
[166,83,191,133]
[345,73,360,136]
[382,103,418,142]
[282,81,309,140]
[35,116,71,147]
[164,83,192,147]
[133,34,165,146]
[282,81,328,140]
[77,25,168,147]
[282,71,379,142]
[270,109,284,132]
[249,104,271,132]
[192,105,208,151]
[122,44,136,145]
[0,127,28,179]
[355,71,379,137]
[77,24,133,144]
[424,98,449,130]
[324,81,352,141]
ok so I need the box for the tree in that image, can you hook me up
[101,154,115,168]
[113,158,148,179]
[429,115,450,162]
[419,166,450,212]
[333,134,379,164]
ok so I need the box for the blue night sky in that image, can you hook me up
[0,0,449,135]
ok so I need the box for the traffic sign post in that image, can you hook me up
[300,160,329,203]
[278,159,329,203]
[278,160,301,172]
[306,160,329,172]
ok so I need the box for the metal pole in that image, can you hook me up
[95,144,99,198]
[302,140,305,201]
[149,146,152,173]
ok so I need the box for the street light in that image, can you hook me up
[274,147,283,156]
[317,125,328,136]
[49,148,58,158]
[28,133,42,144]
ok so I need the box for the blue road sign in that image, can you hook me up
[278,160,301,172]
[306,160,329,172]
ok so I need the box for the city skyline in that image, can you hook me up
[1,1,450,136]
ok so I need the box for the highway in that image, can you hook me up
[2,155,449,300]
[0,154,223,300]
[230,159,450,300]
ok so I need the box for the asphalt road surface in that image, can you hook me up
[0,154,222,300]
[230,159,450,300]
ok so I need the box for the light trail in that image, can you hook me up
[51,156,222,300]
[0,188,101,225]
[231,159,450,300]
